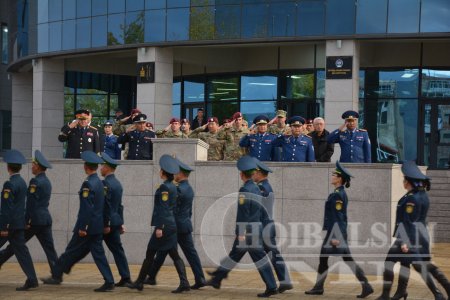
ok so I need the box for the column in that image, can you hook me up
[324,40,360,161]
[136,47,173,129]
[32,58,65,158]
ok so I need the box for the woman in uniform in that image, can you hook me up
[127,154,190,293]
[305,161,373,298]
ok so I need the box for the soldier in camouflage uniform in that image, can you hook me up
[190,117,224,161]
[217,112,249,161]
[268,110,290,135]
[156,118,188,138]
[180,119,191,137]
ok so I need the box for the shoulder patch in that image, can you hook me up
[29,184,37,194]
[358,128,367,132]
[406,202,415,214]
[89,126,98,131]
[82,188,90,198]
[335,200,343,211]
[239,194,245,205]
[161,191,169,201]
[3,189,11,199]
[304,134,312,139]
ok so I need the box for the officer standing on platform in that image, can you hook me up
[206,156,278,298]
[102,120,121,160]
[58,109,101,158]
[0,149,39,291]
[252,158,293,293]
[145,158,206,289]
[239,115,277,161]
[156,118,187,138]
[327,110,371,163]
[190,117,225,161]
[218,112,250,161]
[0,150,58,279]
[117,114,156,160]
[100,153,131,287]
[42,151,115,292]
[272,116,315,162]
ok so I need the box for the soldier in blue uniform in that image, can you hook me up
[0,149,39,291]
[0,150,58,279]
[375,161,446,300]
[117,114,156,160]
[102,120,121,160]
[239,115,277,161]
[206,156,278,298]
[252,158,293,293]
[42,151,115,292]
[305,161,373,298]
[100,153,131,287]
[58,109,101,158]
[144,158,206,289]
[127,155,190,293]
[272,116,315,162]
[327,110,371,163]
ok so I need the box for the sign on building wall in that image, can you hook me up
[326,56,353,79]
[137,62,155,83]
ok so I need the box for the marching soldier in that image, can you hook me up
[0,150,39,291]
[100,153,131,287]
[58,109,101,158]
[327,110,371,163]
[117,114,156,160]
[0,150,58,280]
[218,112,249,161]
[272,116,315,162]
[156,118,187,138]
[190,117,225,161]
[239,115,277,161]
[42,151,115,292]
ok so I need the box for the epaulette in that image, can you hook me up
[358,128,367,132]
[89,126,98,131]
[304,134,312,139]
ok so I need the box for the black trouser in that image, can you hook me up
[0,225,58,275]
[103,226,130,280]
[0,229,37,282]
[262,222,291,284]
[136,247,185,283]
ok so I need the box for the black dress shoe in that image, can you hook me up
[41,276,62,285]
[305,288,324,295]
[257,289,278,298]
[278,283,294,293]
[171,285,190,293]
[143,277,156,285]
[16,280,39,291]
[126,281,144,291]
[206,279,221,289]
[115,278,132,287]
[190,281,206,290]
[94,282,115,292]
[357,283,374,298]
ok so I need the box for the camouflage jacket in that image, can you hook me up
[217,126,249,161]
[198,131,225,161]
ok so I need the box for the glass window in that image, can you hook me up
[280,73,315,99]
[241,101,277,123]
[316,69,325,98]
[49,21,62,51]
[108,13,125,45]
[63,0,76,19]
[184,78,205,102]
[167,0,190,7]
[38,23,49,53]
[172,104,181,118]
[167,8,190,41]
[126,0,144,11]
[146,0,165,9]
[38,0,49,24]
[365,69,419,99]
[242,4,268,38]
[326,0,355,35]
[92,16,107,47]
[208,77,239,102]
[192,0,215,5]
[207,101,238,123]
[125,11,144,44]
[421,69,450,98]
[356,0,387,34]
[92,0,108,16]
[173,81,181,104]
[268,2,296,37]
[421,0,450,33]
[144,10,166,42]
[387,0,419,33]
[77,0,91,18]
[241,75,277,101]
[297,0,325,36]
[216,0,240,4]
[190,6,215,40]
[76,18,91,49]
[49,0,62,22]
[62,19,76,50]
[108,0,125,13]
[77,94,109,117]
[215,5,240,39]
[1,24,8,64]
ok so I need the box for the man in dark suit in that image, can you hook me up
[0,149,39,291]
[309,117,334,162]
[191,108,206,130]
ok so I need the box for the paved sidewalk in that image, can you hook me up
[1,244,449,299]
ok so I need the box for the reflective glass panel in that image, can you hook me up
[38,0,49,24]
[316,69,325,98]
[167,0,190,7]
[185,79,205,102]
[77,94,108,117]
[242,4,268,38]
[208,77,239,102]
[297,0,325,36]
[326,0,355,35]
[172,104,181,118]
[108,0,125,13]
[92,0,108,16]
[215,5,240,39]
[145,10,166,42]
[216,0,240,4]
[422,69,450,98]
[77,0,91,18]
[268,3,296,37]
[38,23,49,52]
[145,0,165,9]
[421,0,450,33]
[207,101,238,123]
[241,101,277,123]
[49,21,62,51]
[167,8,190,41]
[241,75,277,100]
[49,0,62,22]
[190,6,215,40]
[108,13,125,45]
[356,0,387,34]
[365,69,419,98]
[62,19,76,50]
[1,25,8,64]
[76,18,91,49]
[281,73,315,99]
[192,0,215,5]
[387,0,419,33]
[92,16,107,47]
[437,104,450,168]
[126,0,144,11]
[63,0,76,19]
[125,11,144,44]
[173,81,181,104]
